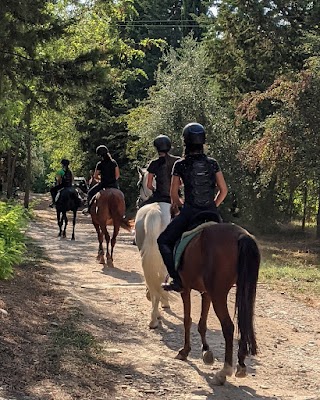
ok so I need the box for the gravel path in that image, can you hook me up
[22,199,320,400]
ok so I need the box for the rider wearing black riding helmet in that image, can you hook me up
[49,159,73,207]
[138,135,180,208]
[157,123,228,292]
[82,145,120,214]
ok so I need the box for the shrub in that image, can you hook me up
[0,202,28,279]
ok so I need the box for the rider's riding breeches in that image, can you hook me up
[157,205,195,278]
[87,182,104,204]
[50,183,64,202]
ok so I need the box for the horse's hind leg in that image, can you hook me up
[102,226,111,263]
[210,292,234,385]
[93,222,105,264]
[71,210,76,240]
[176,289,192,361]
[62,213,68,238]
[161,291,170,309]
[57,211,62,237]
[236,338,249,378]
[199,292,214,365]
[149,294,160,329]
[110,223,120,261]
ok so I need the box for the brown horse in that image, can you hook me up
[176,222,260,385]
[90,188,132,266]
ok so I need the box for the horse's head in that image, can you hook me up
[136,166,154,207]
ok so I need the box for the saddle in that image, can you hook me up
[174,211,221,270]
[55,187,82,207]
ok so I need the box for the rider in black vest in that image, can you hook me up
[157,123,228,292]
[138,135,180,208]
[82,145,120,214]
[49,159,73,207]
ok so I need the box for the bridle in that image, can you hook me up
[138,178,150,200]
[136,169,153,207]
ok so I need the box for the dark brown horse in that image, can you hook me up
[90,188,133,266]
[176,222,260,385]
[55,187,82,240]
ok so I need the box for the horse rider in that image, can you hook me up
[138,135,180,208]
[157,122,228,292]
[82,145,120,215]
[49,159,73,208]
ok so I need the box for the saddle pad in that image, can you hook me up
[174,221,217,270]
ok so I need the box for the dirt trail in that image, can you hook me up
[4,195,320,400]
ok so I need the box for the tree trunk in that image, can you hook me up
[23,101,34,209]
[24,131,32,208]
[302,183,308,231]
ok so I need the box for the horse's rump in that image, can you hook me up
[92,188,132,231]
[181,223,253,292]
[56,187,81,211]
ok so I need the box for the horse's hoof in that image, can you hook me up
[235,364,247,378]
[107,259,114,268]
[202,350,214,365]
[213,371,227,386]
[175,349,188,361]
[71,237,75,241]
[149,320,159,329]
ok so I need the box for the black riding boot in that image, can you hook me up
[158,243,183,292]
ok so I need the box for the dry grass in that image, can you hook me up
[258,226,320,304]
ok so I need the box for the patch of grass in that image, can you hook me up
[51,310,101,352]
[259,233,320,300]
[260,261,320,296]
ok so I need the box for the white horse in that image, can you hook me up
[135,167,172,328]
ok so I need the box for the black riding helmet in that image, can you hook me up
[153,135,171,153]
[61,159,70,167]
[96,145,109,157]
[182,123,205,145]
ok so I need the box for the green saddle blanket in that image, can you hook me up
[174,221,217,270]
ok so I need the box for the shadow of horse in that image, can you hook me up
[55,187,82,240]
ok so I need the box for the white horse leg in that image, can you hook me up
[161,291,170,309]
[149,294,160,329]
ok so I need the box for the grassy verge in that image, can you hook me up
[0,201,29,279]
[258,228,320,302]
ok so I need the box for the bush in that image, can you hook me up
[0,202,29,279]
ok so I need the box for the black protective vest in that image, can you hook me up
[62,169,73,187]
[154,154,179,197]
[183,155,216,208]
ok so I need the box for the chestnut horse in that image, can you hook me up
[90,188,132,266]
[176,222,260,385]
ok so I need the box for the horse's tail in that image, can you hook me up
[120,217,134,232]
[140,208,167,298]
[235,233,260,356]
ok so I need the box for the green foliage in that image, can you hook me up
[0,202,28,279]
[206,0,319,99]
[126,36,239,188]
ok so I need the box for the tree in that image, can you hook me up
[206,0,320,100]
[237,64,320,234]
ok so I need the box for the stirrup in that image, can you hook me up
[161,279,183,293]
[82,207,89,215]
